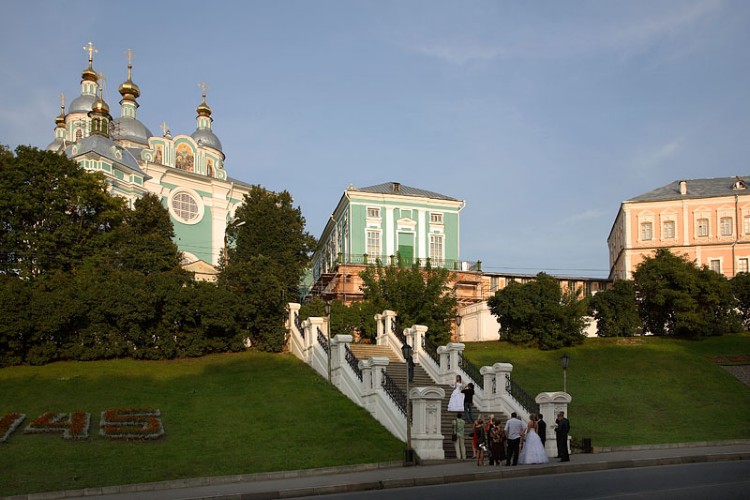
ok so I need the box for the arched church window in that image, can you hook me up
[206,158,214,177]
[75,128,83,141]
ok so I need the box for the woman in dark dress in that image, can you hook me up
[489,417,506,465]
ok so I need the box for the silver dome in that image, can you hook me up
[111,117,153,146]
[68,94,97,114]
[191,129,223,152]
[46,138,65,152]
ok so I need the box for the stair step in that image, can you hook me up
[348,344,401,362]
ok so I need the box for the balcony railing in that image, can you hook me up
[312,253,482,284]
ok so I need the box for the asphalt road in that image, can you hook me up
[314,461,750,500]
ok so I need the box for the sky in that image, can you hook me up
[2,0,749,279]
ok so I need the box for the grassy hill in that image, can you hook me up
[464,333,750,446]
[0,352,403,497]
[1,334,749,496]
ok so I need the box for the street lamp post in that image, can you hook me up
[401,342,414,465]
[455,314,462,340]
[560,353,570,393]
[325,300,332,384]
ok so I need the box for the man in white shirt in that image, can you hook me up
[504,412,525,466]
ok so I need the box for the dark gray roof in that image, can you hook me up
[65,134,149,178]
[352,182,460,202]
[628,176,750,203]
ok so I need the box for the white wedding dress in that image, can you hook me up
[518,428,549,464]
[447,383,464,412]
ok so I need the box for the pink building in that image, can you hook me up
[608,176,750,280]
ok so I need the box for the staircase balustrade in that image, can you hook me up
[294,311,304,339]
[458,351,484,390]
[345,344,363,382]
[391,319,406,346]
[505,374,540,414]
[317,327,329,354]
[422,336,439,365]
[381,368,407,415]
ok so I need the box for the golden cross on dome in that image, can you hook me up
[83,41,97,64]
[198,81,208,98]
[59,93,65,109]
[125,48,134,66]
[97,72,107,95]
[160,121,170,136]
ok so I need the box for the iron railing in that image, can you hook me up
[345,344,363,382]
[391,319,406,346]
[459,352,484,390]
[381,369,407,416]
[317,327,328,354]
[294,311,304,339]
[422,336,439,365]
[505,374,539,414]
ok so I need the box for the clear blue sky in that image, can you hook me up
[2,0,749,278]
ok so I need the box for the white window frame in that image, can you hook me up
[697,218,709,238]
[744,215,750,235]
[738,258,749,274]
[640,222,653,241]
[430,212,444,224]
[662,220,676,240]
[167,189,204,225]
[720,217,733,237]
[366,229,381,259]
[366,207,380,219]
[709,259,721,274]
[430,233,444,262]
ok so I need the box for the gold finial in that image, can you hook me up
[198,81,208,99]
[83,41,97,66]
[160,122,170,136]
[59,92,65,111]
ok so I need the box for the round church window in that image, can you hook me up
[171,192,200,222]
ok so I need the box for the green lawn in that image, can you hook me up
[464,333,750,447]
[0,352,403,497]
[2,335,750,496]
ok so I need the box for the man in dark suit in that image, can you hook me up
[537,413,547,447]
[555,411,570,462]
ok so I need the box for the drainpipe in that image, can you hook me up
[734,194,739,276]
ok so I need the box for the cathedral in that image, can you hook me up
[46,43,253,279]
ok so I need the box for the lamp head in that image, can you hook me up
[561,353,570,369]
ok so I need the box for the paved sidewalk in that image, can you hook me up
[9,441,750,500]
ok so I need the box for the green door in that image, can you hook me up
[398,232,414,265]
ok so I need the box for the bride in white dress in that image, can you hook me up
[519,414,549,464]
[447,375,464,412]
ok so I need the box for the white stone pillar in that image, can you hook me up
[536,391,572,457]
[406,325,428,364]
[409,386,445,460]
[330,334,353,386]
[374,313,385,345]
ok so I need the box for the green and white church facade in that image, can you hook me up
[46,44,252,277]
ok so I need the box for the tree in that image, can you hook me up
[731,272,750,330]
[588,280,641,337]
[219,186,316,352]
[300,298,380,342]
[487,272,587,349]
[0,145,125,278]
[633,249,738,337]
[359,260,457,345]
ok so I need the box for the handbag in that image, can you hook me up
[451,432,457,442]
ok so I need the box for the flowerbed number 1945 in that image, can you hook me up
[0,408,164,442]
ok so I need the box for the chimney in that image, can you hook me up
[679,180,687,195]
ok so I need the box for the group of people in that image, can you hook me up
[448,375,570,466]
